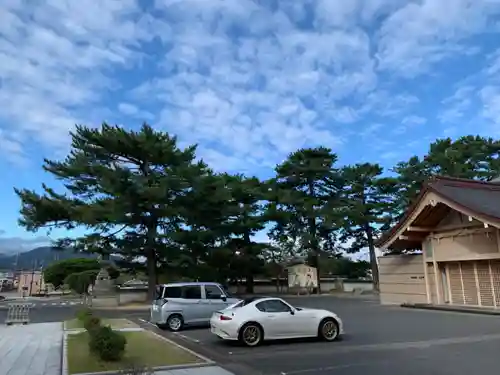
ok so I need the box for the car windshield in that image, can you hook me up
[221,285,233,298]
[155,285,165,300]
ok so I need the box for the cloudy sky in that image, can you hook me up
[1,0,499,254]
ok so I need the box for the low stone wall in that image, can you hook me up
[114,279,374,304]
[228,279,373,295]
[116,286,148,305]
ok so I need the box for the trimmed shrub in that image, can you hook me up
[76,308,92,321]
[83,316,101,333]
[89,325,127,361]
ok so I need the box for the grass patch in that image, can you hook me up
[67,331,203,374]
[65,318,137,330]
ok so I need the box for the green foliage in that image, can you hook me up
[16,123,210,300]
[88,325,127,362]
[16,120,500,290]
[337,163,399,290]
[318,256,370,279]
[43,258,99,289]
[269,147,344,291]
[76,308,93,322]
[107,266,120,280]
[83,316,101,333]
[393,136,500,212]
[65,270,98,295]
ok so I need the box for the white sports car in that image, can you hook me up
[209,296,344,346]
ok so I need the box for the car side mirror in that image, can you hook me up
[289,309,295,315]
[220,295,227,302]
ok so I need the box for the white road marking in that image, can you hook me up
[280,361,378,375]
[138,318,156,327]
[175,332,201,343]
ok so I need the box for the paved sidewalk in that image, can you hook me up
[0,301,83,309]
[0,322,233,375]
[0,323,62,375]
[158,367,235,375]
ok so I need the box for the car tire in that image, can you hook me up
[166,314,184,332]
[318,318,339,342]
[238,322,263,347]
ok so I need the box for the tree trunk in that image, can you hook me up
[365,223,380,292]
[307,182,321,294]
[146,248,157,301]
[243,232,254,294]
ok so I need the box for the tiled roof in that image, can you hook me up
[377,176,500,248]
[430,177,500,222]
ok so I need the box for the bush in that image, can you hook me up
[89,325,127,361]
[76,308,92,322]
[83,316,101,332]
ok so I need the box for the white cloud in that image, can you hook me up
[402,115,426,126]
[118,102,154,121]
[480,86,500,128]
[1,0,500,172]
[0,0,155,157]
[376,0,500,77]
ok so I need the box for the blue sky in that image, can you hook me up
[1,0,500,256]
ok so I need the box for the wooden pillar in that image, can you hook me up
[422,245,432,304]
[489,260,497,308]
[446,263,452,304]
[474,262,482,306]
[496,228,500,253]
[431,237,442,304]
[459,262,466,304]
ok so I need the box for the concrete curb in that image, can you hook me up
[91,306,150,311]
[401,303,500,316]
[62,332,69,375]
[65,327,145,335]
[72,364,218,375]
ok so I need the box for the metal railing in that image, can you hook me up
[5,302,33,325]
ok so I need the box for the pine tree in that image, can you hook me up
[338,163,398,291]
[15,123,209,300]
[393,136,500,212]
[271,147,343,293]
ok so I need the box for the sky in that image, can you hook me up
[1,0,500,257]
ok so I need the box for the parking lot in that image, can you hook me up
[147,296,500,375]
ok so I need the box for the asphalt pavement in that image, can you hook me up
[3,295,500,374]
[138,296,500,375]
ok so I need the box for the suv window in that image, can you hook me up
[256,300,291,313]
[182,286,202,299]
[155,286,165,300]
[164,286,182,298]
[205,285,223,299]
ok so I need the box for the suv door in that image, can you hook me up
[151,285,166,323]
[178,285,205,324]
[202,284,228,313]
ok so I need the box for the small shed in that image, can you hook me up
[287,264,318,293]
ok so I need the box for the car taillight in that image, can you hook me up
[220,315,232,321]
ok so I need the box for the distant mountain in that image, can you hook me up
[0,246,99,270]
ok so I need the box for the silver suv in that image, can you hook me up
[150,282,240,331]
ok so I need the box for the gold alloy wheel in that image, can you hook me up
[242,325,261,346]
[322,320,338,340]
